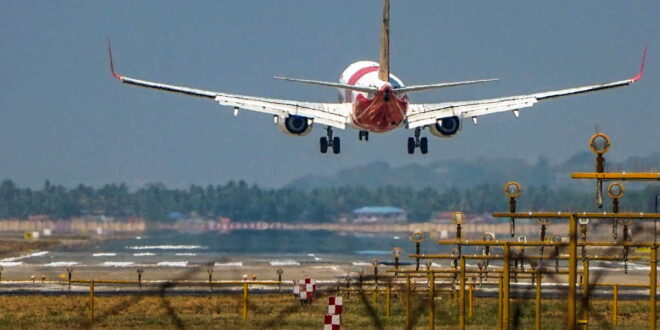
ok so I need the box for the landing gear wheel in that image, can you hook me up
[407,137,415,154]
[332,137,341,154]
[320,137,328,154]
[420,137,428,154]
[358,131,369,141]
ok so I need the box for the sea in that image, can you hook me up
[0,230,460,269]
[0,230,648,272]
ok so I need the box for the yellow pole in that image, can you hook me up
[89,281,94,324]
[242,282,248,320]
[568,214,577,330]
[468,283,474,319]
[497,275,503,330]
[651,246,657,330]
[582,258,590,329]
[535,270,542,330]
[373,285,378,305]
[430,271,435,330]
[386,284,392,317]
[612,284,618,326]
[459,257,466,330]
[406,275,412,330]
[503,243,511,330]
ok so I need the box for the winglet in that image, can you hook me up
[108,38,122,80]
[631,44,647,83]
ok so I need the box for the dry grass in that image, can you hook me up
[0,293,655,329]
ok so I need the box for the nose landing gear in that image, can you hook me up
[358,131,369,141]
[407,127,428,154]
[320,126,341,154]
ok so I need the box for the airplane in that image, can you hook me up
[108,0,646,155]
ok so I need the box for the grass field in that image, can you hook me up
[0,293,655,329]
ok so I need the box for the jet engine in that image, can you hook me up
[429,116,461,138]
[278,115,313,136]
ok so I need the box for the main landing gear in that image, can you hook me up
[320,126,340,154]
[407,127,428,154]
[358,131,369,141]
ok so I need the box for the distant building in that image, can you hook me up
[350,206,407,223]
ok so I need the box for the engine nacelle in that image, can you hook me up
[429,116,461,138]
[278,115,313,136]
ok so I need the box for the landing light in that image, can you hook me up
[391,247,402,258]
[589,133,611,155]
[451,211,465,225]
[503,181,521,198]
[411,231,424,243]
[607,182,624,199]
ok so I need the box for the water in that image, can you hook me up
[0,230,457,268]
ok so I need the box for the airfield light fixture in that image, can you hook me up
[411,231,424,271]
[477,261,485,285]
[482,233,494,276]
[137,268,144,291]
[552,235,562,272]
[451,211,465,225]
[588,133,611,156]
[452,211,465,259]
[372,258,380,284]
[504,181,522,236]
[530,260,539,285]
[207,268,214,290]
[411,231,424,243]
[589,133,611,208]
[608,182,624,199]
[622,219,633,274]
[251,274,257,281]
[276,268,284,291]
[391,247,402,270]
[515,236,527,281]
[66,266,73,289]
[607,182,624,239]
[579,219,589,259]
[537,218,550,257]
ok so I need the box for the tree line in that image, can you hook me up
[0,179,659,222]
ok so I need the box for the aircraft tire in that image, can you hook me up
[420,137,428,154]
[332,137,341,154]
[407,137,415,154]
[320,137,328,153]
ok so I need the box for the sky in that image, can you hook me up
[1,1,659,189]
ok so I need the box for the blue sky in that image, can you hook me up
[1,1,659,188]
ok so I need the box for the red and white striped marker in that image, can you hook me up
[324,314,341,330]
[296,278,316,303]
[327,296,343,315]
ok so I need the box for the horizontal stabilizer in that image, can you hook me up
[274,76,378,93]
[396,78,499,93]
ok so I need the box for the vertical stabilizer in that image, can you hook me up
[378,0,390,82]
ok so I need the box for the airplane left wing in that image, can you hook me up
[109,42,349,129]
[406,47,646,129]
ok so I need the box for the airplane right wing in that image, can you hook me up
[406,46,646,129]
[109,42,350,129]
